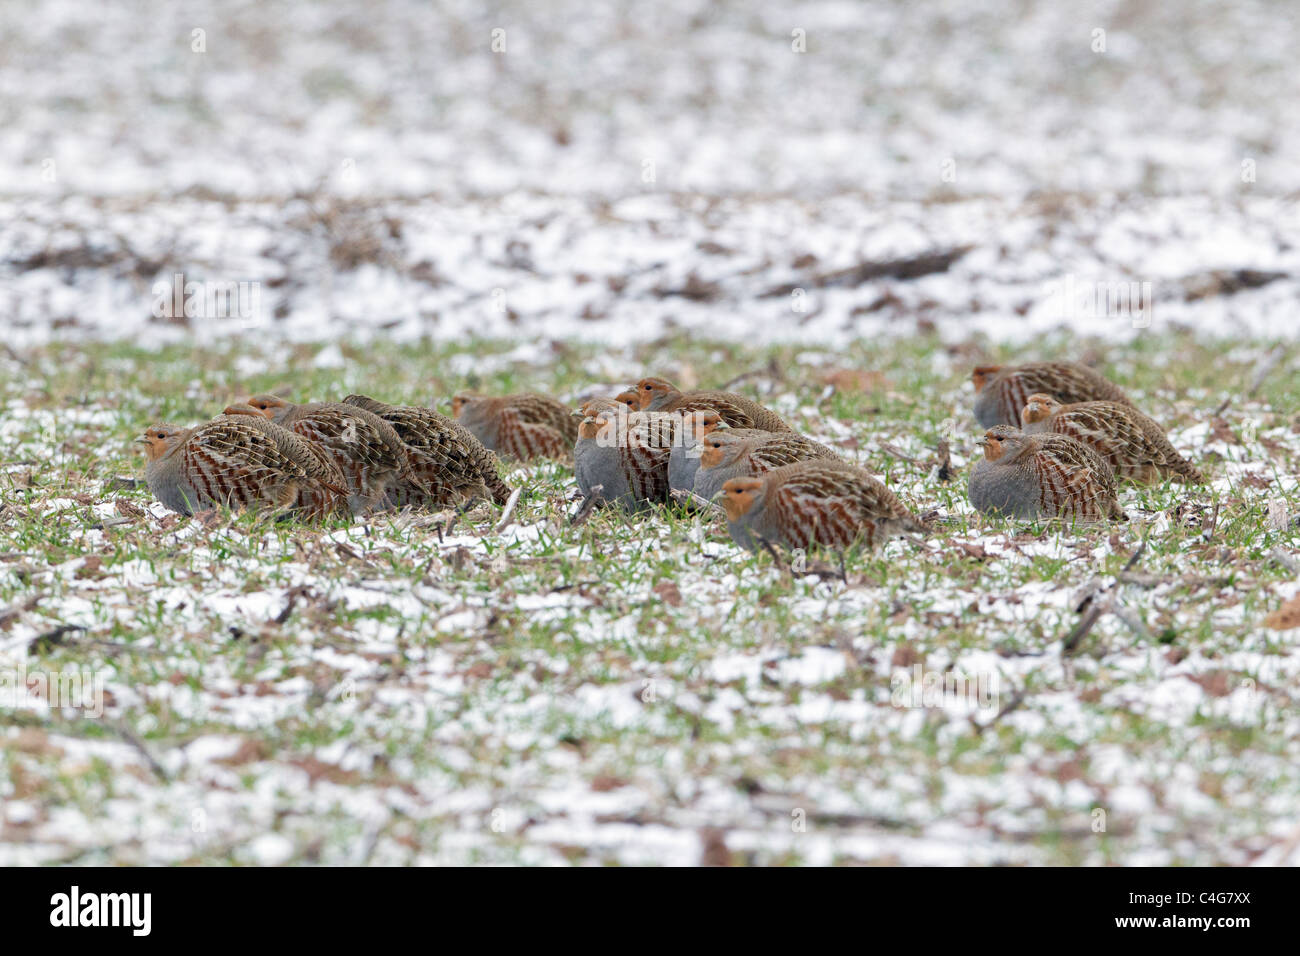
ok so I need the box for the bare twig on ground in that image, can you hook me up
[111,723,169,783]
[494,487,523,533]
[569,486,603,526]
[1269,547,1300,575]
[936,438,953,483]
[1064,542,1148,655]
[717,357,784,391]
[972,687,1027,736]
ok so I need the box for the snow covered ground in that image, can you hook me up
[2,0,1298,348]
[1,1,1298,866]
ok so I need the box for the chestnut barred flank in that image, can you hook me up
[452,392,577,462]
[694,429,840,505]
[141,419,346,520]
[573,399,675,512]
[720,459,927,552]
[342,395,513,507]
[1020,393,1203,484]
[241,396,414,514]
[969,427,1127,523]
[973,361,1133,428]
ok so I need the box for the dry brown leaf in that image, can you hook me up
[5,729,66,757]
[115,499,145,519]
[652,581,682,607]
[699,828,732,867]
[820,368,885,392]
[291,757,360,786]
[75,555,105,580]
[214,738,270,767]
[891,644,922,668]
[1265,595,1300,630]
[1188,670,1233,697]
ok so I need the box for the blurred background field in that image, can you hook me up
[1,0,1297,347]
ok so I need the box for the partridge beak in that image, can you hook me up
[134,437,151,446]
[975,437,989,447]
[571,408,585,418]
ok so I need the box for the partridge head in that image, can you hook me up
[667,407,726,497]
[633,375,794,433]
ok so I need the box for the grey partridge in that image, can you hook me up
[342,394,512,507]
[140,419,345,519]
[973,361,1133,428]
[1021,393,1203,484]
[719,460,926,552]
[694,429,840,504]
[634,376,794,432]
[573,399,673,512]
[244,394,412,514]
[452,392,577,462]
[667,408,725,499]
[968,426,1127,522]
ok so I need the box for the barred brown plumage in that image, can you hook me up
[219,404,349,491]
[667,408,726,499]
[452,392,577,462]
[574,399,675,511]
[634,376,794,432]
[719,459,926,552]
[342,394,512,507]
[1020,393,1203,484]
[243,395,410,514]
[694,429,840,503]
[973,361,1133,428]
[968,426,1127,522]
[140,419,346,519]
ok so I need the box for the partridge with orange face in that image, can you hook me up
[968,426,1126,522]
[1020,393,1202,484]
[667,408,725,498]
[719,460,926,552]
[694,429,840,504]
[634,377,793,432]
[574,399,675,511]
[140,419,345,519]
[973,362,1133,428]
[243,395,411,514]
[342,394,512,507]
[451,392,577,462]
